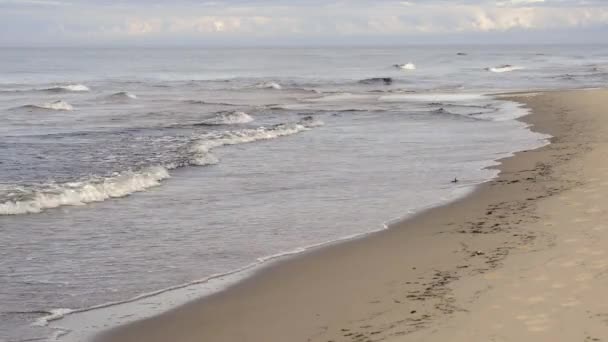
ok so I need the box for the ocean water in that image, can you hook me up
[1,45,607,341]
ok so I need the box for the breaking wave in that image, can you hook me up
[487,65,524,73]
[394,63,416,70]
[0,117,322,215]
[0,166,170,215]
[108,91,137,99]
[19,100,74,111]
[195,111,254,126]
[45,84,90,92]
[188,117,323,166]
[255,81,282,90]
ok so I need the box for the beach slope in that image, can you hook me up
[97,89,608,342]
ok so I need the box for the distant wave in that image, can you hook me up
[487,65,524,73]
[184,100,240,106]
[18,100,74,111]
[45,84,90,92]
[394,63,416,70]
[195,111,254,126]
[0,117,323,215]
[255,81,282,90]
[359,77,393,85]
[1,84,90,94]
[108,91,137,99]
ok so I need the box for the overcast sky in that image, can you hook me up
[1,0,607,46]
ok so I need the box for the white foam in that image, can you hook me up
[0,166,170,215]
[37,100,74,111]
[33,309,75,327]
[46,84,90,92]
[1,118,323,215]
[396,63,416,70]
[202,111,254,125]
[488,65,524,73]
[256,81,282,90]
[59,84,90,92]
[188,118,323,164]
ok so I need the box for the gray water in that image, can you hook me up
[1,45,607,341]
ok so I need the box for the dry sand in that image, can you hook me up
[97,89,608,342]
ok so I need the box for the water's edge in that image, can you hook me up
[42,93,550,342]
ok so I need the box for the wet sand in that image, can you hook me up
[96,89,608,341]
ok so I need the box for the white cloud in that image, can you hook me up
[1,0,607,44]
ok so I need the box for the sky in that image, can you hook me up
[1,0,607,46]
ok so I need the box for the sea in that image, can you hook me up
[1,45,607,341]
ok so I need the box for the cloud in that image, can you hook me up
[0,0,607,45]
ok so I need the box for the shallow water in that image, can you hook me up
[1,45,606,341]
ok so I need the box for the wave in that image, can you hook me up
[188,117,323,165]
[359,77,393,85]
[0,166,170,215]
[394,63,416,70]
[429,107,486,121]
[46,84,90,92]
[184,100,240,106]
[393,63,416,70]
[0,117,322,215]
[108,91,137,99]
[195,111,254,126]
[18,100,74,111]
[255,81,282,90]
[487,65,523,73]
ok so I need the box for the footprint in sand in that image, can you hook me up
[575,273,593,282]
[527,296,546,304]
[524,315,551,332]
[528,325,551,332]
[560,260,581,268]
[585,207,603,214]
[590,260,608,269]
[561,299,581,307]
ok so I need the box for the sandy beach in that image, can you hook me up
[96,89,608,342]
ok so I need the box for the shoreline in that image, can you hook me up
[95,88,605,341]
[43,96,528,340]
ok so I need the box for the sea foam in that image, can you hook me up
[0,118,323,215]
[487,65,523,73]
[47,84,90,92]
[25,100,74,111]
[0,166,170,215]
[197,111,254,125]
[256,81,282,90]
